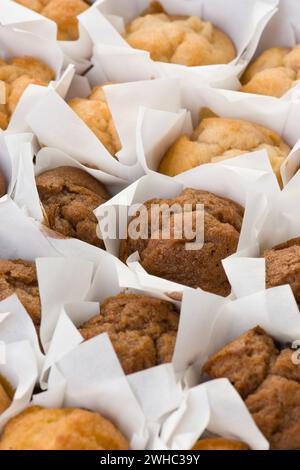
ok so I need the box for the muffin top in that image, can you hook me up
[241,45,300,97]
[16,0,89,41]
[192,438,249,450]
[124,2,236,66]
[159,117,290,184]
[68,86,121,156]
[264,237,300,305]
[120,188,244,297]
[0,56,55,129]
[203,326,300,450]
[0,259,41,326]
[36,166,110,248]
[0,406,130,450]
[79,293,179,375]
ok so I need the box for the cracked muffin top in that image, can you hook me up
[0,406,130,450]
[79,293,179,375]
[192,438,249,450]
[0,259,41,326]
[0,56,55,129]
[203,326,300,449]
[15,0,89,41]
[158,117,290,185]
[124,2,236,66]
[119,188,244,297]
[36,166,110,248]
[241,46,300,97]
[264,237,300,305]
[68,86,121,156]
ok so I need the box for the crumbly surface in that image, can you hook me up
[241,45,300,97]
[0,259,41,326]
[68,86,121,156]
[246,375,300,450]
[271,349,300,384]
[79,293,179,375]
[158,117,290,184]
[0,56,54,129]
[0,375,12,415]
[124,3,236,66]
[119,188,244,296]
[264,237,300,305]
[203,327,278,399]
[36,166,110,248]
[0,406,130,450]
[15,0,89,41]
[192,438,249,450]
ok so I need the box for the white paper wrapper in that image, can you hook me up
[223,170,300,300]
[132,81,300,185]
[88,0,278,87]
[0,340,38,431]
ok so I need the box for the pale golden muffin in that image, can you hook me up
[68,86,121,156]
[0,406,130,450]
[124,2,236,66]
[158,117,290,185]
[0,375,13,415]
[203,326,300,450]
[0,56,55,129]
[241,45,300,97]
[15,0,89,41]
[192,438,249,450]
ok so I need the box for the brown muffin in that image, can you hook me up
[202,327,278,399]
[124,2,236,66]
[36,166,110,248]
[0,375,13,415]
[203,327,300,449]
[0,171,5,197]
[192,438,249,450]
[246,375,300,450]
[79,293,179,375]
[264,237,300,305]
[0,406,130,450]
[119,188,244,297]
[0,260,41,326]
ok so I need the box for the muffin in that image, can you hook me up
[264,237,300,305]
[192,438,249,450]
[0,375,13,415]
[15,0,89,41]
[158,117,290,184]
[36,166,110,248]
[0,406,130,450]
[0,259,41,326]
[124,2,236,66]
[241,46,300,97]
[0,56,55,129]
[203,327,300,449]
[68,86,121,156]
[119,189,244,297]
[79,293,179,375]
[0,172,6,198]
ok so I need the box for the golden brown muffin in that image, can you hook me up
[0,375,13,415]
[241,45,300,97]
[0,406,130,450]
[0,56,54,129]
[203,327,300,449]
[158,117,290,185]
[41,0,89,41]
[68,86,121,156]
[192,438,249,450]
[264,237,300,305]
[124,2,236,66]
[203,327,278,399]
[0,260,41,326]
[79,293,179,375]
[36,166,110,248]
[119,188,244,297]
[15,0,46,13]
